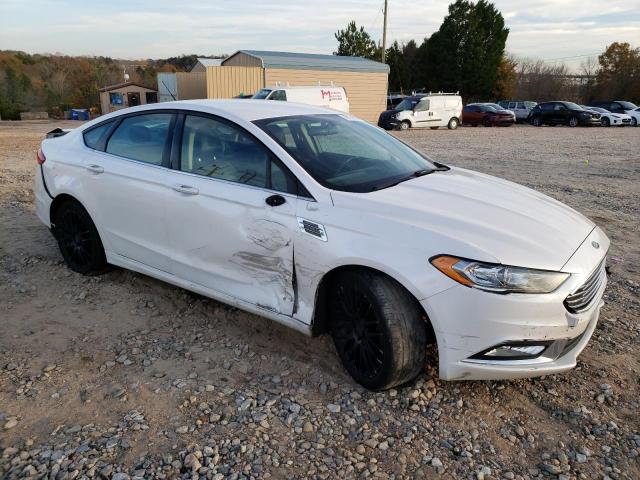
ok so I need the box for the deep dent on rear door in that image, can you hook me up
[229,219,296,312]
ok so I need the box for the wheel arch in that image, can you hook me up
[310,264,436,343]
[50,193,87,228]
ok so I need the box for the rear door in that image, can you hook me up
[165,112,300,315]
[80,112,175,271]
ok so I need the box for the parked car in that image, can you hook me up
[528,101,601,127]
[252,86,349,113]
[498,100,537,122]
[462,104,515,126]
[35,100,608,390]
[627,107,640,126]
[581,106,632,127]
[378,93,462,130]
[587,100,638,116]
[482,103,515,120]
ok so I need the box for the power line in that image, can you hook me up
[538,53,600,62]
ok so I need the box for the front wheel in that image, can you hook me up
[532,117,542,127]
[398,120,410,131]
[53,200,107,275]
[329,270,427,390]
[601,117,610,127]
[568,116,579,127]
[447,117,459,130]
[632,117,638,127]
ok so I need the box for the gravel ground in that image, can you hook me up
[1,120,639,480]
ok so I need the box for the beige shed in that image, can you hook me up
[99,82,157,114]
[209,50,389,123]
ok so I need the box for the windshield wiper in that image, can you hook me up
[370,166,449,191]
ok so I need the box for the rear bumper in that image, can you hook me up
[422,228,609,381]
[34,165,52,226]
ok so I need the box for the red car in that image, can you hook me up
[462,104,514,126]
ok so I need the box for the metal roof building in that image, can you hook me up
[223,50,390,73]
[190,58,224,72]
[219,50,388,122]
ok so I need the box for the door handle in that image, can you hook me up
[265,194,286,207]
[85,164,104,174]
[172,184,199,195]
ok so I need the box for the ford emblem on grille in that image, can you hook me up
[592,241,600,249]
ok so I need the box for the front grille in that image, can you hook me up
[564,259,606,313]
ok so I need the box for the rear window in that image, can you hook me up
[83,121,115,150]
[106,113,173,166]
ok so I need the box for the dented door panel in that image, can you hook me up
[166,172,297,315]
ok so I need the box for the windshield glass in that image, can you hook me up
[564,102,582,110]
[395,98,420,111]
[254,114,438,193]
[618,101,637,110]
[252,89,272,100]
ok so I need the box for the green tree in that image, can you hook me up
[386,41,405,92]
[334,21,379,59]
[418,0,509,98]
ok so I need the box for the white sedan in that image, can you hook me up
[582,106,632,126]
[628,107,640,126]
[34,100,608,390]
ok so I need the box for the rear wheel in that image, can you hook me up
[329,270,427,390]
[53,200,107,275]
[430,126,439,130]
[447,117,459,130]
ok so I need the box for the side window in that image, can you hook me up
[270,90,287,101]
[109,93,123,106]
[610,103,620,112]
[414,100,430,112]
[516,102,525,109]
[106,113,173,165]
[508,102,517,109]
[180,115,269,188]
[83,120,114,150]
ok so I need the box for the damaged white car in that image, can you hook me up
[35,100,609,390]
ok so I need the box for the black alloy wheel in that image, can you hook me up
[329,270,427,390]
[54,201,107,274]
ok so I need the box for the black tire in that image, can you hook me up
[329,270,427,390]
[398,120,410,131]
[532,116,542,127]
[430,126,439,130]
[53,200,107,275]
[601,117,610,127]
[568,116,579,127]
[632,117,638,127]
[447,117,459,130]
[483,117,493,127]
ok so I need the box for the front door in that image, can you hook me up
[413,99,433,126]
[127,92,141,107]
[81,112,175,272]
[166,113,299,315]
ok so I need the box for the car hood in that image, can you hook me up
[331,167,594,271]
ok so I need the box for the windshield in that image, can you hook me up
[564,102,583,110]
[252,89,272,100]
[618,101,637,110]
[254,114,439,193]
[395,98,420,111]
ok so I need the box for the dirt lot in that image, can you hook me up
[1,120,639,479]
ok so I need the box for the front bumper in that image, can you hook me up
[423,227,609,381]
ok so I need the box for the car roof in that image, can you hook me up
[104,99,342,122]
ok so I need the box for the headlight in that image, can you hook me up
[430,255,570,294]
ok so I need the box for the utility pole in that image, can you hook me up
[381,0,388,63]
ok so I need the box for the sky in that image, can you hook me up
[1,0,639,71]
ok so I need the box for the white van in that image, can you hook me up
[378,93,462,130]
[252,86,349,113]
